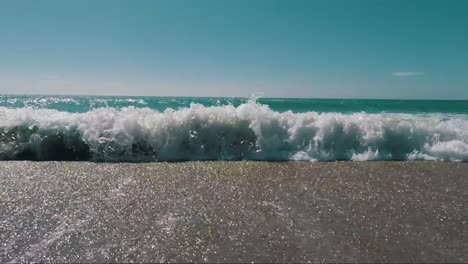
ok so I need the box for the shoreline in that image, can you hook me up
[1,161,467,262]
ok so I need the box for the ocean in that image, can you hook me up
[0,95,467,161]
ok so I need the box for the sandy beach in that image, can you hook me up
[0,161,467,262]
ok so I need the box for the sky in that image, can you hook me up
[0,0,467,99]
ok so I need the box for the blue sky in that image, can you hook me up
[1,0,467,99]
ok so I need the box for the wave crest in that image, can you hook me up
[1,102,467,161]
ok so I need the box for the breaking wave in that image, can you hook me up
[0,101,467,161]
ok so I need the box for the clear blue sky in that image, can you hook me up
[1,0,467,99]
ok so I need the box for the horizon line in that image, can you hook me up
[1,92,468,101]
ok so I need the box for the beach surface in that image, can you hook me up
[0,161,467,262]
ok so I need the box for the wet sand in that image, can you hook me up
[0,161,467,262]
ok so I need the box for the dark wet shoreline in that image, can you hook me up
[1,161,467,262]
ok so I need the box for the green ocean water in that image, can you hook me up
[0,95,467,114]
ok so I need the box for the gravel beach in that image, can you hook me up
[0,161,467,262]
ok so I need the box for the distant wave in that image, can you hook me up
[0,101,467,161]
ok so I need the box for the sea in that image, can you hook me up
[0,95,467,161]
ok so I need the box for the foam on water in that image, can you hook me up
[0,100,467,161]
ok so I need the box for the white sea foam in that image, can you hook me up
[0,101,467,161]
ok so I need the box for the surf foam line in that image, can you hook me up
[1,102,467,161]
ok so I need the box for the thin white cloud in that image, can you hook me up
[392,72,423,77]
[41,74,63,80]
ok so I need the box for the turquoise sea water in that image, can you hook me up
[0,95,467,161]
[1,95,467,114]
